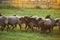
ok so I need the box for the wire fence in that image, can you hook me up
[0,0,60,9]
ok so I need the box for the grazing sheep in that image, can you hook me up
[54,18,60,31]
[23,16,39,32]
[7,15,19,30]
[0,15,8,31]
[38,18,54,33]
[18,16,25,30]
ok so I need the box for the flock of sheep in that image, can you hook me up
[0,13,60,33]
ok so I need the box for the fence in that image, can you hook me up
[0,0,60,9]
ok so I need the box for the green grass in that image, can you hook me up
[0,8,60,18]
[0,29,60,40]
[0,8,60,40]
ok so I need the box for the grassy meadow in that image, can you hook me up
[0,8,60,18]
[0,8,60,40]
